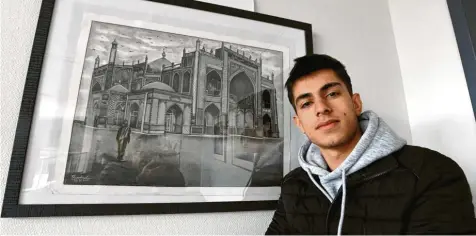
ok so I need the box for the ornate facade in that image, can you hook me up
[85,39,280,137]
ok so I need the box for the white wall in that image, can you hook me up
[2,0,457,234]
[388,0,476,205]
[255,0,411,170]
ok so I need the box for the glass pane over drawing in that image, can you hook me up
[65,21,284,188]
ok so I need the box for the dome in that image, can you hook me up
[141,82,175,92]
[108,84,129,93]
[147,58,172,72]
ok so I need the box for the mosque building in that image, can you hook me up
[85,38,280,138]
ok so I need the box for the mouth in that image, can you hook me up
[316,120,339,130]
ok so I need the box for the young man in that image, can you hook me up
[266,54,476,235]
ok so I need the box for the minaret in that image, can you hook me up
[192,39,201,123]
[182,48,187,65]
[144,55,148,75]
[105,39,118,89]
[221,42,225,60]
[257,54,263,124]
[130,60,135,90]
[108,39,118,64]
[94,56,100,68]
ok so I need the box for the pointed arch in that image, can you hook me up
[165,104,183,133]
[262,89,271,109]
[229,71,255,135]
[230,71,254,110]
[204,103,220,134]
[182,71,191,93]
[172,73,180,92]
[92,82,102,92]
[206,70,221,96]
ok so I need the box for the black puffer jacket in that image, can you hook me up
[265,145,476,234]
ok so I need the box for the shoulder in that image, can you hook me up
[394,145,468,182]
[279,167,309,192]
[282,167,306,183]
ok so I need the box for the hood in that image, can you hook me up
[298,110,407,200]
[298,110,407,235]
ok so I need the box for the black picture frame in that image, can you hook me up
[1,0,313,217]
[447,0,476,120]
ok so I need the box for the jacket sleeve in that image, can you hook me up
[404,152,476,234]
[265,195,291,235]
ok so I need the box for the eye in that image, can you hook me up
[300,101,312,109]
[327,91,340,98]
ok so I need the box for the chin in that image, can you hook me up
[317,141,343,149]
[312,136,347,148]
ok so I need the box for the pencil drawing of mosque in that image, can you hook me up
[87,38,279,137]
[65,21,284,188]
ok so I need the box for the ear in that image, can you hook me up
[351,93,363,115]
[293,115,306,134]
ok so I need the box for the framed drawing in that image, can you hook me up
[2,0,312,217]
[448,0,476,120]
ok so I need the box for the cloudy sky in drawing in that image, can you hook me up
[75,21,284,121]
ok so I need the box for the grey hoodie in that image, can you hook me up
[298,110,407,235]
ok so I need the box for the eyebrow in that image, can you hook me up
[320,82,342,92]
[294,93,313,106]
[294,82,342,105]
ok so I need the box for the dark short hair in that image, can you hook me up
[285,54,353,110]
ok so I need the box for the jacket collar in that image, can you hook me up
[346,149,402,186]
[298,147,405,186]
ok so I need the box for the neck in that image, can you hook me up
[320,128,362,171]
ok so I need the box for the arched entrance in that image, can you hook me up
[263,114,272,137]
[204,104,220,134]
[262,90,271,109]
[129,103,140,128]
[229,71,255,136]
[206,70,221,96]
[165,104,183,133]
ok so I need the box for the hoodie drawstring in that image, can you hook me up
[337,170,347,236]
[305,170,333,202]
[307,168,348,235]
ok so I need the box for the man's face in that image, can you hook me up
[292,69,363,149]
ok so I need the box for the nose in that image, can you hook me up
[314,98,331,116]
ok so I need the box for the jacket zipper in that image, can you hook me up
[325,187,343,234]
[324,168,395,234]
